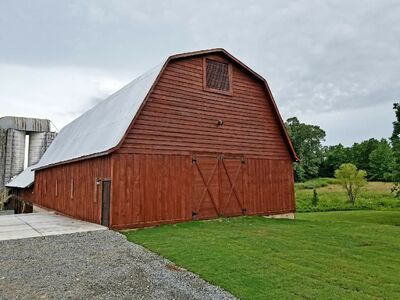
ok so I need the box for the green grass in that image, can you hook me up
[124,211,400,299]
[296,180,400,212]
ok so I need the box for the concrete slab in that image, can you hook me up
[264,212,296,219]
[0,212,106,241]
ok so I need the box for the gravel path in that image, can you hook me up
[0,230,235,300]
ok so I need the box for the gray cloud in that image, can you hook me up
[0,0,399,145]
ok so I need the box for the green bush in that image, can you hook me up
[312,188,319,206]
[334,163,367,204]
[295,177,338,189]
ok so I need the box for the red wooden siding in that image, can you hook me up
[192,155,245,220]
[245,159,295,215]
[19,187,35,202]
[110,154,192,228]
[111,153,294,228]
[34,156,110,223]
[219,156,246,216]
[117,54,291,160]
[191,155,294,221]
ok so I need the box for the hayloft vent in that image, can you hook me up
[205,59,231,93]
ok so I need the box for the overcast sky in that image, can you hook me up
[0,0,399,145]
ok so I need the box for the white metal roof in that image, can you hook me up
[34,61,165,170]
[6,165,35,188]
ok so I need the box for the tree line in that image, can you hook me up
[285,103,400,193]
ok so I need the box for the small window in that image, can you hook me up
[44,178,47,195]
[70,179,74,199]
[94,177,98,203]
[55,179,58,197]
[204,58,232,95]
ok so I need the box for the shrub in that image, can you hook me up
[335,163,367,204]
[312,189,319,207]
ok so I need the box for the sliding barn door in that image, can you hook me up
[219,156,245,217]
[192,155,220,219]
[192,154,245,219]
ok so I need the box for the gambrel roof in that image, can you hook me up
[34,62,165,170]
[34,48,298,171]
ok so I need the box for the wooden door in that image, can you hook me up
[192,155,220,219]
[192,154,245,219]
[219,156,245,217]
[101,180,111,226]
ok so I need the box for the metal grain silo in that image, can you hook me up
[28,132,57,166]
[4,129,25,184]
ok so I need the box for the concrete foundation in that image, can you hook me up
[264,212,295,219]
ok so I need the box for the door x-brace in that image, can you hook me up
[192,157,220,217]
[219,158,245,214]
[192,155,246,218]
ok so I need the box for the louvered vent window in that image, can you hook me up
[205,59,231,94]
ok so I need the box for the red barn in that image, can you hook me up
[13,49,298,228]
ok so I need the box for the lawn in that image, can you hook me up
[296,180,400,212]
[124,211,400,299]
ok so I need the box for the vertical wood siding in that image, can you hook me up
[111,154,294,228]
[192,155,245,220]
[246,158,295,215]
[117,54,291,159]
[19,187,35,202]
[111,153,191,228]
[34,156,110,223]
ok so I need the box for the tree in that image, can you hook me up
[368,139,394,181]
[285,117,326,182]
[349,138,381,176]
[390,103,400,197]
[334,163,367,204]
[319,144,351,177]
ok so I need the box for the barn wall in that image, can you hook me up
[8,187,35,213]
[111,153,294,229]
[117,54,291,160]
[245,159,295,215]
[35,156,111,223]
[110,153,192,228]
[9,186,35,204]
[19,186,35,202]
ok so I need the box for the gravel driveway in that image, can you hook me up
[0,230,234,300]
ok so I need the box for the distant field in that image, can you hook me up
[296,180,400,212]
[124,211,400,299]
